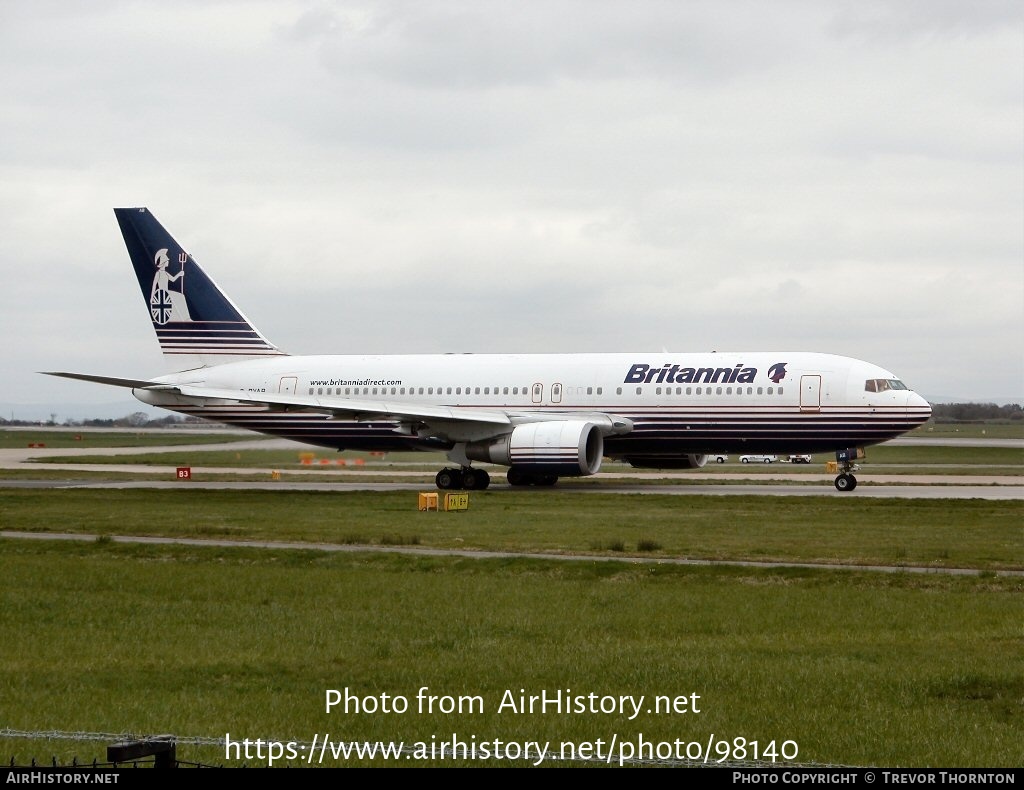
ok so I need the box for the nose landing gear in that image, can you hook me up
[834,471,858,491]
[832,448,863,492]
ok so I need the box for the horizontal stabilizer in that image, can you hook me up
[41,372,165,390]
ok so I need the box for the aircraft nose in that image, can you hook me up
[909,391,932,418]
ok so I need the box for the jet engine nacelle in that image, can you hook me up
[466,420,604,476]
[626,454,708,469]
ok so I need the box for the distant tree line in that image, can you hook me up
[69,413,196,428]
[0,413,201,428]
[930,403,1022,422]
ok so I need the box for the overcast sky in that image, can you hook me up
[1,0,1021,415]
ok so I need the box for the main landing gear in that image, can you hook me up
[433,467,560,489]
[435,467,491,490]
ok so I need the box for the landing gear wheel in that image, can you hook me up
[436,468,463,490]
[537,474,559,487]
[507,468,527,486]
[834,473,857,492]
[462,468,491,490]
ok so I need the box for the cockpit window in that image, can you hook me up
[865,379,908,392]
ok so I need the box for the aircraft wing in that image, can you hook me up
[175,383,514,425]
[169,384,632,440]
[44,372,632,442]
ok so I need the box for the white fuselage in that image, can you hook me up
[136,350,932,460]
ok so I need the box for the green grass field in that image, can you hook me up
[0,539,1020,767]
[912,422,1023,440]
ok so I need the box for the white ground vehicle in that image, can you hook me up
[786,454,813,463]
[709,454,729,464]
[740,454,777,464]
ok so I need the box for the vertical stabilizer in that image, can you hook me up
[114,207,284,368]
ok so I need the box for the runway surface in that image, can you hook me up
[2,435,1021,500]
[3,477,1022,499]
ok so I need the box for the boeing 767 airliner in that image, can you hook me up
[46,208,932,491]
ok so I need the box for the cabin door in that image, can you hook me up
[800,375,821,412]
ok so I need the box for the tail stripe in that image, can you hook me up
[154,322,280,354]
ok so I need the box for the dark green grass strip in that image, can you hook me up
[1,489,1021,570]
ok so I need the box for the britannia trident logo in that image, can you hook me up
[767,362,788,384]
[150,248,192,324]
